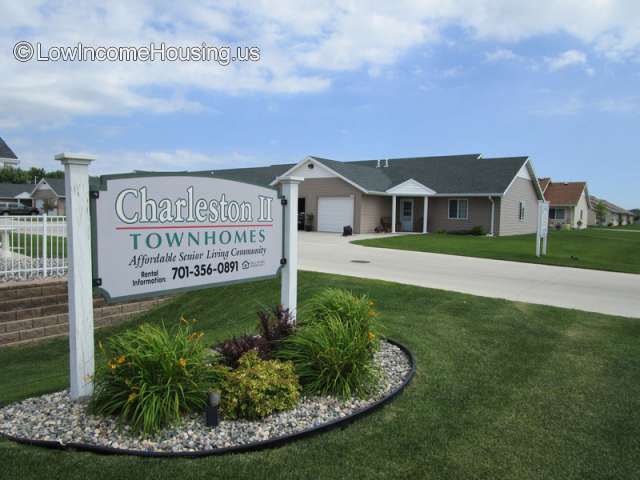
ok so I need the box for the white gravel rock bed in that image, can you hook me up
[0,341,412,454]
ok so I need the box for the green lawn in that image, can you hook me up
[2,272,639,479]
[353,228,640,274]
[9,233,67,259]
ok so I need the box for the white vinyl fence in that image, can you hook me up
[0,215,68,282]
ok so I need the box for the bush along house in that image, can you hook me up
[538,178,590,230]
[203,154,545,236]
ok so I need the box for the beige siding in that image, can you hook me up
[573,191,589,229]
[297,178,362,233]
[360,195,391,233]
[428,197,494,234]
[498,177,539,236]
[32,190,65,215]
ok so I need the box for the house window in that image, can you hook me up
[580,209,583,221]
[518,201,526,221]
[549,208,565,220]
[403,201,412,216]
[448,199,468,220]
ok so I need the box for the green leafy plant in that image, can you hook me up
[90,319,222,435]
[278,288,380,398]
[219,350,301,420]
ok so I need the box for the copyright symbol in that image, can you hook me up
[13,41,34,62]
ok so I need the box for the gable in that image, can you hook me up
[385,178,436,195]
[288,158,340,180]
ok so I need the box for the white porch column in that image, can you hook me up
[391,195,396,233]
[56,153,95,400]
[278,176,304,322]
[423,196,429,233]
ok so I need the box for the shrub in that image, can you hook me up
[215,305,295,368]
[470,225,486,236]
[278,288,380,398]
[216,334,270,368]
[91,320,222,435]
[258,304,295,347]
[219,350,301,420]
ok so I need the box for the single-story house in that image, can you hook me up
[31,178,66,215]
[588,196,634,226]
[0,137,19,168]
[631,209,640,224]
[209,154,545,236]
[0,183,34,206]
[538,178,589,229]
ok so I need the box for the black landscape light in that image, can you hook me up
[206,390,220,428]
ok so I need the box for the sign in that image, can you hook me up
[91,174,283,302]
[536,200,550,257]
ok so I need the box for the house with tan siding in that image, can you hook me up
[539,178,589,229]
[209,154,545,236]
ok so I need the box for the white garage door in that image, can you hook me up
[317,196,354,233]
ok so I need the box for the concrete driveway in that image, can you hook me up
[298,232,640,319]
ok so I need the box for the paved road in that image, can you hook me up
[298,232,640,319]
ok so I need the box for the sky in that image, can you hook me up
[1,1,639,208]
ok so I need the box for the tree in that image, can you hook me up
[595,201,607,225]
[0,166,63,184]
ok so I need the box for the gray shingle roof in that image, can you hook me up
[0,137,17,159]
[206,154,529,195]
[0,183,33,198]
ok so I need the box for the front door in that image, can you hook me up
[400,199,414,231]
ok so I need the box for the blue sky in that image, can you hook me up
[2,1,639,208]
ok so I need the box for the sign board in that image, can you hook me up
[91,174,283,302]
[536,200,550,257]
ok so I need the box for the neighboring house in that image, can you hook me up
[588,196,634,226]
[31,178,66,215]
[631,209,640,224]
[538,178,589,229]
[208,154,544,236]
[0,183,34,206]
[0,136,19,168]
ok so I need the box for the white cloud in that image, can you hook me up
[545,49,588,71]
[15,146,264,175]
[485,48,520,62]
[2,1,640,127]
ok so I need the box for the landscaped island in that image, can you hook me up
[0,289,413,454]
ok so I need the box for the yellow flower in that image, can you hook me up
[117,355,126,364]
[368,300,374,306]
[191,319,197,324]
[178,358,187,367]
[368,331,376,342]
[128,392,137,402]
[108,361,117,369]
[368,309,377,317]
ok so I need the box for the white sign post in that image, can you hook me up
[57,153,96,400]
[536,200,550,257]
[278,176,303,321]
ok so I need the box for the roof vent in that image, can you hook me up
[307,162,314,169]
[376,159,381,168]
[384,159,389,168]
